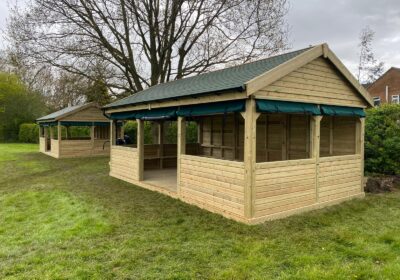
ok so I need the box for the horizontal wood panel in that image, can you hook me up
[180,155,245,218]
[254,57,366,107]
[110,146,138,181]
[62,106,109,122]
[255,160,317,217]
[318,155,362,202]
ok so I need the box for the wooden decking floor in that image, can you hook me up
[143,168,177,193]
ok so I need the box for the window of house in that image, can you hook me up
[373,97,381,106]
[392,95,399,104]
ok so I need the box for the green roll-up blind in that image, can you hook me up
[93,122,110,127]
[109,108,176,120]
[320,105,365,117]
[256,100,321,115]
[38,122,57,127]
[176,100,246,117]
[109,111,137,120]
[135,107,177,120]
[60,121,94,126]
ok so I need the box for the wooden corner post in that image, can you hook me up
[243,98,260,219]
[57,121,62,158]
[110,120,116,146]
[177,117,186,195]
[137,119,144,181]
[311,115,322,202]
[356,117,365,192]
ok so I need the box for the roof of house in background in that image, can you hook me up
[103,47,312,109]
[37,103,97,122]
[367,67,400,89]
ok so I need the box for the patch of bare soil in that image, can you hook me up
[365,176,400,193]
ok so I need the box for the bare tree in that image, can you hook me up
[6,0,289,95]
[357,26,384,84]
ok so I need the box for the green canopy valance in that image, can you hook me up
[320,105,365,117]
[108,100,246,120]
[109,107,177,120]
[59,121,110,126]
[176,100,246,117]
[256,100,321,115]
[38,122,57,127]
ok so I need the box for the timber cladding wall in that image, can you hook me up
[252,155,363,222]
[59,140,110,158]
[254,57,365,107]
[254,158,317,218]
[179,155,245,220]
[39,137,46,152]
[318,155,362,202]
[62,106,109,122]
[109,146,139,183]
[50,139,59,158]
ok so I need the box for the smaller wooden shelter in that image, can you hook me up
[37,103,110,158]
[103,44,373,224]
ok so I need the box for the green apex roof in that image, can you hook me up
[104,47,311,109]
[37,103,89,122]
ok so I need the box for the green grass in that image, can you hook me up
[1,144,400,279]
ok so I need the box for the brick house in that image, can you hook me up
[367,67,400,106]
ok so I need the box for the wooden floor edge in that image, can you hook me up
[109,172,179,199]
[247,192,365,225]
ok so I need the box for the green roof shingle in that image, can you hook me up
[104,47,311,109]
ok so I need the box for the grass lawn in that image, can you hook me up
[1,144,400,279]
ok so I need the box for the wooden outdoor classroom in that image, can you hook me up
[103,43,373,224]
[37,102,111,158]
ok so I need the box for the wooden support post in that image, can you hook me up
[281,115,288,160]
[57,122,62,158]
[159,122,164,169]
[120,123,125,139]
[44,127,48,151]
[233,114,238,160]
[110,120,116,146]
[311,115,322,202]
[198,120,203,155]
[177,117,186,195]
[90,125,95,155]
[243,98,260,219]
[356,118,365,192]
[329,117,334,155]
[137,119,144,181]
[50,125,54,140]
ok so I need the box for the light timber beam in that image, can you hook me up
[243,98,260,218]
[110,120,116,146]
[57,122,62,158]
[356,118,365,192]
[137,119,144,181]
[159,122,164,169]
[311,115,322,202]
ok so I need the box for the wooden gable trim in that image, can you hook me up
[246,45,324,96]
[246,43,374,107]
[324,45,373,107]
[55,102,99,121]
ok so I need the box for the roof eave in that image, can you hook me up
[102,86,246,111]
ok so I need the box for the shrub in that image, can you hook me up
[18,123,39,143]
[365,104,400,175]
[123,121,137,144]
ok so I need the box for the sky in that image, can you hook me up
[0,0,399,76]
